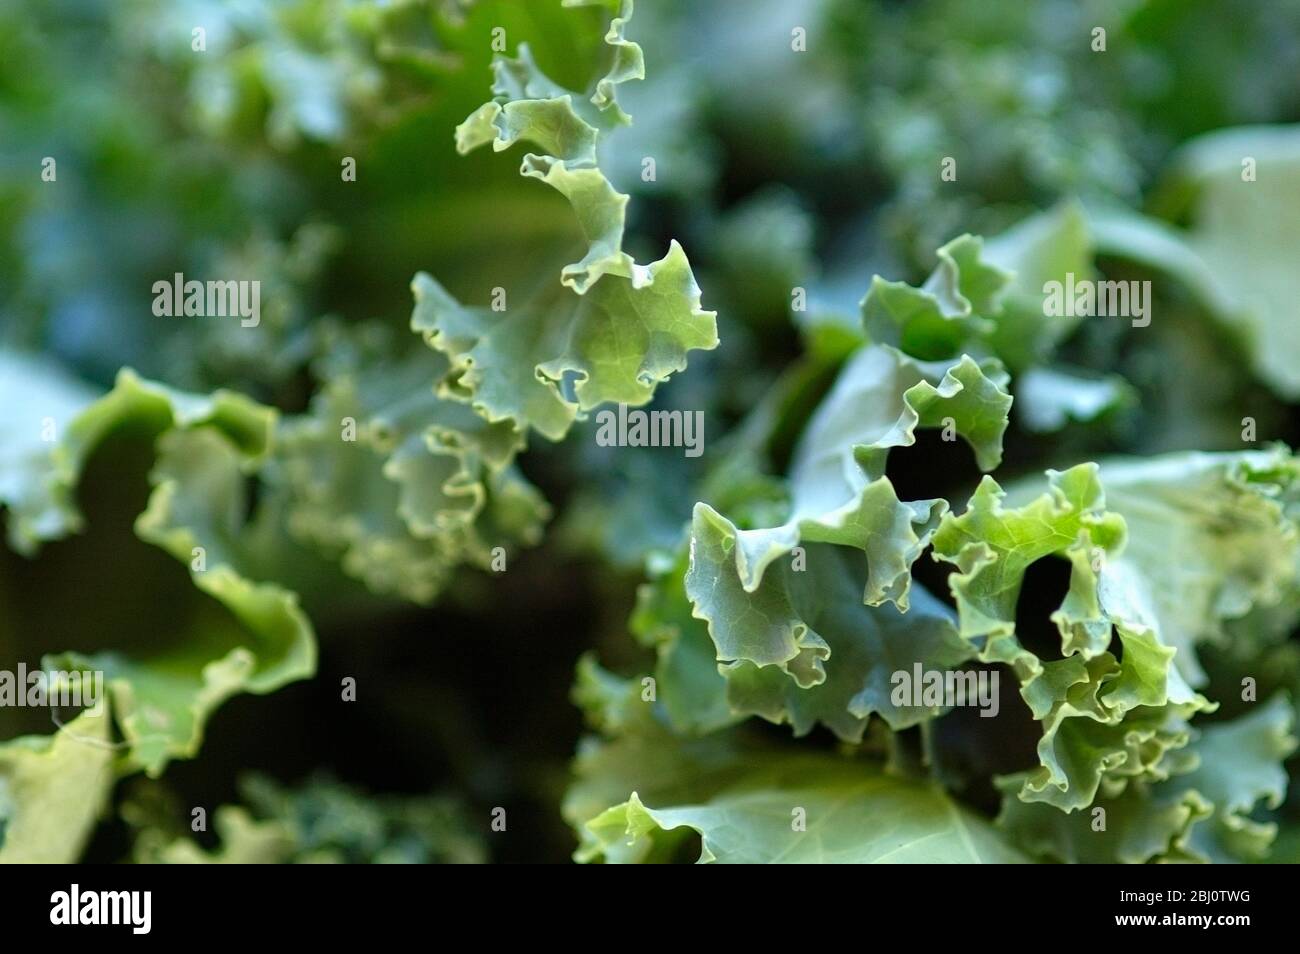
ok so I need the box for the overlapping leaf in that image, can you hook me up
[998,696,1296,863]
[931,465,1216,810]
[417,0,718,440]
[1091,126,1300,399]
[131,774,486,864]
[1095,449,1300,686]
[275,324,546,604]
[0,362,315,777]
[0,708,114,863]
[565,666,1025,864]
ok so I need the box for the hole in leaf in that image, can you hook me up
[883,426,981,503]
[1013,556,1073,663]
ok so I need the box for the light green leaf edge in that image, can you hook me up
[1,367,316,777]
[418,0,717,440]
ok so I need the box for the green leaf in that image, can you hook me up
[933,464,1127,673]
[676,282,1010,735]
[982,202,1095,371]
[0,708,115,863]
[629,547,738,735]
[0,355,270,555]
[1096,449,1300,687]
[1,358,315,775]
[998,696,1296,863]
[131,774,486,864]
[934,465,1215,810]
[861,206,1097,375]
[718,546,974,740]
[412,243,717,441]
[996,773,1213,865]
[275,325,546,604]
[862,234,1009,361]
[936,453,1299,815]
[1161,694,1297,862]
[1015,366,1134,434]
[1092,126,1300,399]
[426,0,717,439]
[686,530,975,739]
[686,343,1010,634]
[567,720,1025,863]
